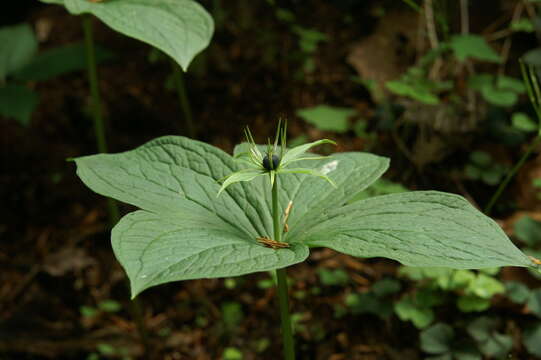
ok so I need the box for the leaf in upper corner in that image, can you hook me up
[296,105,356,133]
[301,191,535,269]
[39,0,213,70]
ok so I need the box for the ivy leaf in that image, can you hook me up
[302,191,533,269]
[39,0,213,70]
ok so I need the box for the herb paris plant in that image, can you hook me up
[74,132,538,299]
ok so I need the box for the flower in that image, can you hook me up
[218,121,337,195]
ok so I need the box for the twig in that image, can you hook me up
[499,2,524,75]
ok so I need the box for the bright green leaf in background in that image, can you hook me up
[511,18,535,33]
[0,84,39,126]
[450,35,501,63]
[296,105,356,133]
[512,112,538,132]
[74,136,538,298]
[385,78,440,105]
[0,23,37,82]
[39,0,214,71]
[223,347,243,360]
[468,74,525,107]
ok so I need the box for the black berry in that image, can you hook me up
[262,154,280,170]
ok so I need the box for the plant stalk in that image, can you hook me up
[83,14,149,354]
[272,177,295,360]
[82,15,119,224]
[484,135,541,215]
[171,60,196,138]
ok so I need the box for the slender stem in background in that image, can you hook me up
[83,14,149,354]
[171,59,196,138]
[82,15,119,224]
[484,135,541,215]
[272,177,295,360]
[486,61,541,214]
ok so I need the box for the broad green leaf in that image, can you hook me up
[296,105,356,133]
[113,211,308,297]
[0,23,37,81]
[450,35,501,63]
[0,84,39,126]
[76,136,273,237]
[14,43,114,81]
[40,0,213,70]
[302,191,534,269]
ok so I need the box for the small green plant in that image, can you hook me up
[464,151,508,186]
[398,266,506,319]
[343,278,401,319]
[74,122,539,359]
[420,322,480,359]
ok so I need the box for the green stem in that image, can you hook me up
[171,60,195,138]
[82,15,119,224]
[272,177,295,360]
[485,135,541,215]
[83,14,148,354]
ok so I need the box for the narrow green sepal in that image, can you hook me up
[281,139,336,166]
[217,168,266,196]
